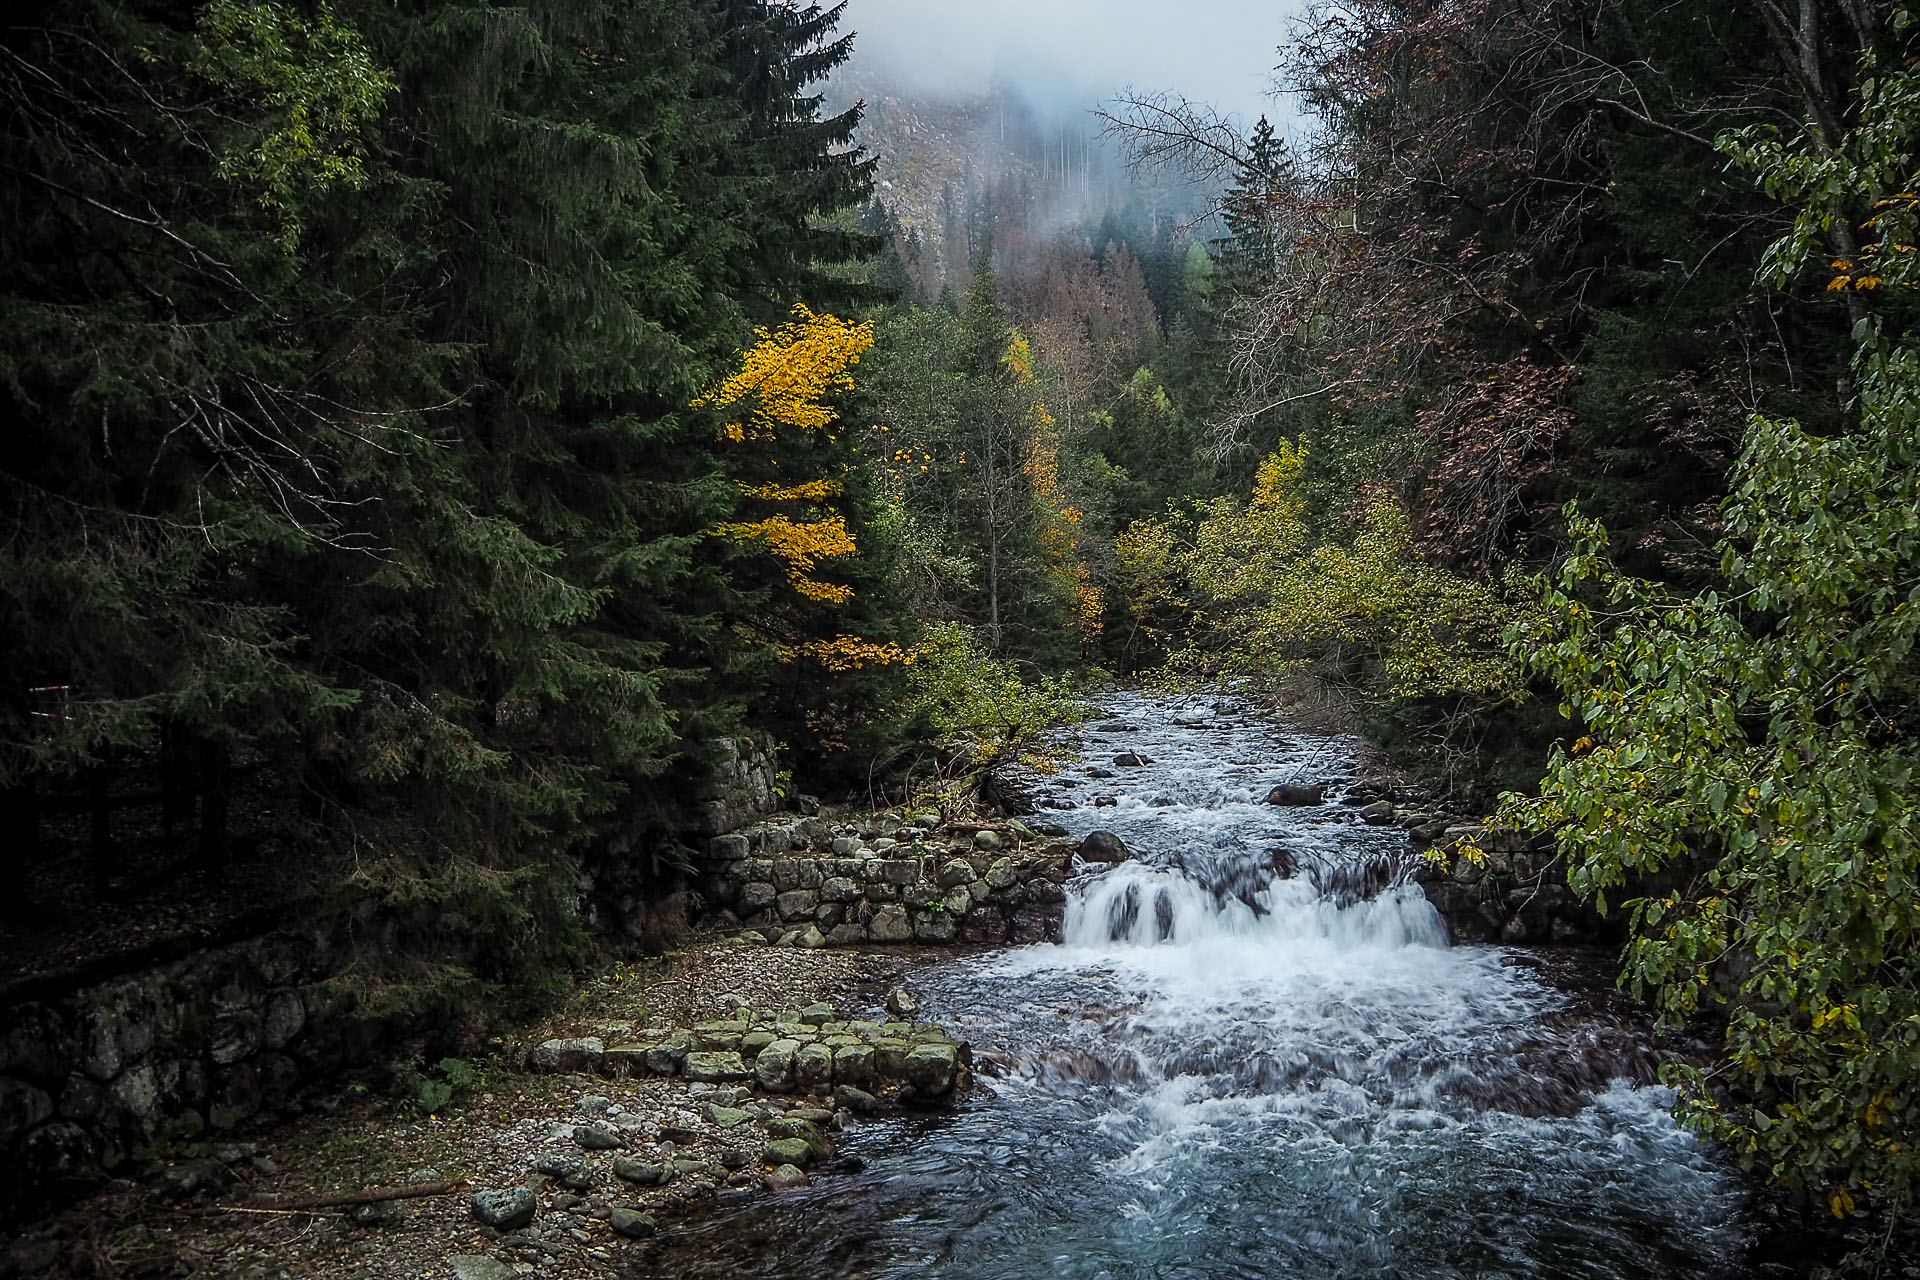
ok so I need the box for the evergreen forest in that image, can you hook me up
[1,0,1917,1272]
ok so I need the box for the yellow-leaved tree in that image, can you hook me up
[697,305,913,671]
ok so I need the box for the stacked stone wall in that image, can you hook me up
[690,813,1080,948]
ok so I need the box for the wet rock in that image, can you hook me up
[764,1163,810,1190]
[1091,721,1134,733]
[1360,800,1397,825]
[1113,753,1153,767]
[835,1084,878,1113]
[1077,831,1130,864]
[1266,783,1325,806]
[763,1136,816,1167]
[609,1207,658,1238]
[470,1186,537,1231]
[1011,904,1063,943]
[1084,767,1115,779]
[963,906,1010,943]
[903,1042,959,1096]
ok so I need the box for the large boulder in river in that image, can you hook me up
[1112,753,1153,768]
[1266,783,1325,807]
[1077,831,1130,864]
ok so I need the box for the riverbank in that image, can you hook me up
[0,937,975,1279]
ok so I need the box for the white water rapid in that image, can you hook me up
[639,691,1763,1279]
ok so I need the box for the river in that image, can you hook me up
[638,691,1757,1278]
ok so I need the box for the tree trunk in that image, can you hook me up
[87,757,114,897]
[197,739,230,869]
[161,718,197,836]
[0,777,38,920]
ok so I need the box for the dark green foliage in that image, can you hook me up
[0,0,873,999]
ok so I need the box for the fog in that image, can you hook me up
[835,0,1307,128]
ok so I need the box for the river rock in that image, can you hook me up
[766,1136,818,1167]
[902,1042,959,1096]
[533,1153,597,1189]
[613,1158,665,1184]
[1266,783,1325,806]
[886,987,919,1018]
[756,1039,800,1091]
[1113,752,1152,767]
[1360,800,1397,824]
[470,1186,536,1230]
[835,1084,878,1113]
[1077,831,1129,863]
[765,1163,810,1190]
[833,1044,876,1087]
[449,1257,516,1280]
[794,1043,835,1090]
[572,1123,622,1151]
[609,1207,658,1239]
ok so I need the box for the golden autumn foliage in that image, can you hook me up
[782,635,919,671]
[694,304,875,441]
[701,307,874,608]
[709,513,857,603]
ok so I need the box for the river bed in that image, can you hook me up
[633,691,1756,1279]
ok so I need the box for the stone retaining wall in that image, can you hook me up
[0,737,789,1221]
[687,812,1081,947]
[0,929,402,1217]
[527,1003,971,1106]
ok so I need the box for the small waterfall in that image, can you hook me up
[1063,863,1449,951]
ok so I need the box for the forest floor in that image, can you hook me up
[4,933,959,1280]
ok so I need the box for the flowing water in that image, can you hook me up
[639,692,1757,1278]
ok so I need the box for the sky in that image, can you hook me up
[834,0,1306,129]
